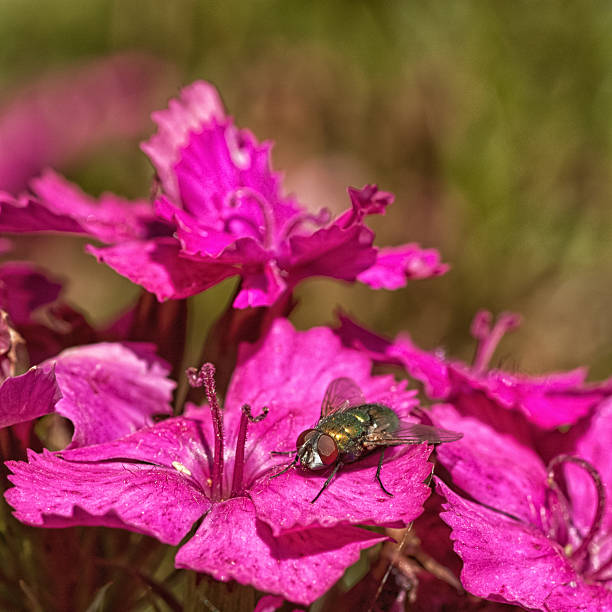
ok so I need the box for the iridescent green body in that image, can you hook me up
[316,403,400,463]
[271,376,462,503]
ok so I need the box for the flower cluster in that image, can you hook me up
[1,79,610,610]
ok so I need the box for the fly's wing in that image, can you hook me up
[320,377,366,419]
[366,421,463,446]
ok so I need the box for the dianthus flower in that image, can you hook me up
[0,341,173,449]
[5,319,437,605]
[433,398,612,611]
[0,259,178,457]
[0,81,447,308]
[336,310,611,430]
[336,310,612,609]
[0,260,98,366]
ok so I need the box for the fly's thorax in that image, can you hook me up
[317,404,400,459]
[318,407,370,452]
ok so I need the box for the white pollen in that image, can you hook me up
[172,461,192,477]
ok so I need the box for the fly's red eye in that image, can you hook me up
[317,434,338,465]
[296,429,317,448]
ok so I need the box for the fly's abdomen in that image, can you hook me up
[319,404,400,462]
[364,404,400,434]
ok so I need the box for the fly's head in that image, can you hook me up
[295,428,338,471]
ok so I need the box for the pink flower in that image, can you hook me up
[0,261,62,327]
[0,170,171,243]
[0,261,176,453]
[432,399,612,611]
[0,342,173,447]
[336,310,612,609]
[1,81,447,308]
[5,320,436,604]
[336,310,611,430]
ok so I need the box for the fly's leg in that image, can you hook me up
[375,449,394,497]
[310,461,344,503]
[270,450,296,456]
[270,455,298,479]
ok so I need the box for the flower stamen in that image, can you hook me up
[187,363,224,502]
[230,403,269,497]
[470,310,521,374]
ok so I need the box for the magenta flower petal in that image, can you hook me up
[29,170,169,242]
[0,192,83,234]
[450,366,608,429]
[87,238,238,301]
[436,480,583,611]
[0,261,62,325]
[1,175,169,243]
[285,224,377,282]
[432,404,549,525]
[173,119,298,227]
[232,260,287,308]
[174,496,386,605]
[563,397,612,533]
[223,319,374,436]
[543,583,612,612]
[250,444,433,534]
[43,343,174,447]
[335,313,451,398]
[140,80,225,202]
[0,366,60,428]
[223,319,418,456]
[357,244,450,289]
[347,184,394,218]
[49,416,214,487]
[5,447,208,544]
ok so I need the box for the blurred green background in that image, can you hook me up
[2,0,612,377]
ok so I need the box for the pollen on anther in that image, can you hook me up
[171,461,192,477]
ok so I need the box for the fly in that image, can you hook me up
[271,377,462,503]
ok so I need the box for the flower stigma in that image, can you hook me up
[224,187,277,249]
[470,310,522,374]
[187,363,224,501]
[186,363,268,501]
[547,454,608,578]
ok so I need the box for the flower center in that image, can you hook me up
[186,363,268,501]
[223,187,277,249]
[546,454,609,579]
[470,310,521,375]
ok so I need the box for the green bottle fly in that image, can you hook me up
[271,377,462,503]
